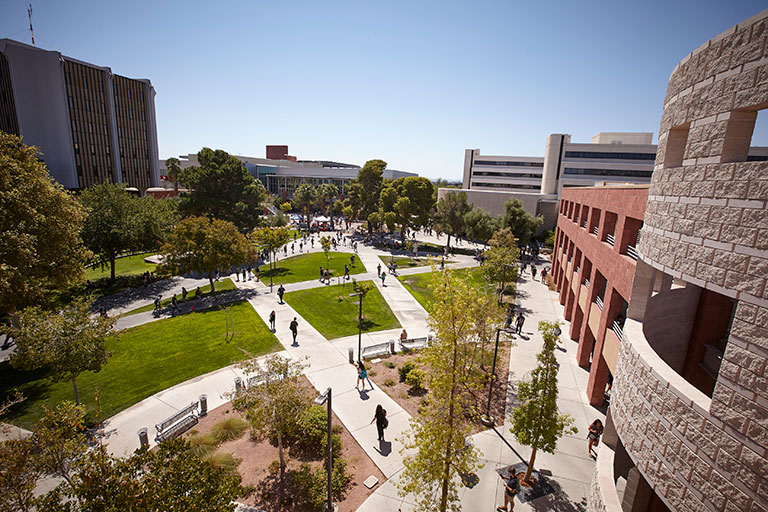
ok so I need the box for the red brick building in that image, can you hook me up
[551,185,648,406]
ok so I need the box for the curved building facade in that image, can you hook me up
[590,10,768,512]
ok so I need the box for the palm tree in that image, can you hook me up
[293,184,316,231]
[318,183,339,229]
[165,157,181,197]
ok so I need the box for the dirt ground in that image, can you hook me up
[185,379,385,511]
[366,342,512,433]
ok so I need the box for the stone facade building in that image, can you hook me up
[587,10,768,512]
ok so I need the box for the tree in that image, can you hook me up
[293,184,316,230]
[179,147,267,231]
[431,178,461,203]
[510,321,577,484]
[502,198,543,246]
[165,157,182,197]
[230,354,308,485]
[394,176,434,237]
[434,191,472,249]
[317,183,338,228]
[320,236,332,270]
[399,271,488,512]
[482,228,521,302]
[161,216,256,292]
[464,207,499,243]
[346,159,386,224]
[0,439,41,512]
[135,195,179,253]
[279,201,292,213]
[0,133,88,314]
[7,298,115,404]
[250,226,291,290]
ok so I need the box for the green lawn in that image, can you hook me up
[397,267,496,313]
[123,278,237,316]
[382,255,454,269]
[85,253,157,281]
[284,281,400,339]
[260,251,365,285]
[0,301,280,429]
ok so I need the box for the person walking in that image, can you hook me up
[153,297,161,315]
[497,470,521,512]
[324,269,330,285]
[531,266,537,280]
[277,284,285,304]
[376,263,381,277]
[255,267,261,281]
[380,271,386,286]
[356,361,373,391]
[289,317,299,345]
[587,419,604,458]
[181,287,188,301]
[350,254,356,266]
[515,313,525,334]
[370,404,388,442]
[171,294,179,315]
[291,243,295,254]
[195,287,202,299]
[344,265,350,280]
[269,310,276,332]
[320,266,324,282]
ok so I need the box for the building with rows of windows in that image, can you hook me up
[0,38,160,190]
[557,10,768,512]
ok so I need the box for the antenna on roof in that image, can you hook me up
[27,3,35,45]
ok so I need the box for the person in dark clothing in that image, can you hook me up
[269,310,276,331]
[277,284,285,304]
[289,317,298,345]
[515,313,525,334]
[370,404,388,441]
[498,470,521,512]
[181,287,188,300]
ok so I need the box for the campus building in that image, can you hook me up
[158,145,417,199]
[559,10,768,512]
[0,39,160,190]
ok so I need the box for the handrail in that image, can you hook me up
[583,278,590,288]
[591,226,599,236]
[626,245,639,260]
[595,296,604,310]
[606,233,615,246]
[612,321,623,341]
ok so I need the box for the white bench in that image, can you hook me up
[155,402,199,443]
[361,341,394,359]
[399,336,431,351]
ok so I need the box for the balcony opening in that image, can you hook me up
[747,108,768,161]
[621,218,643,260]
[581,206,589,229]
[603,211,618,246]
[664,123,690,168]
[590,208,602,237]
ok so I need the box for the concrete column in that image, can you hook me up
[540,134,567,195]
[628,261,654,321]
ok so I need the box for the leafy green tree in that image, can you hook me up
[346,159,386,224]
[368,211,383,233]
[7,298,115,404]
[0,133,88,314]
[293,184,316,229]
[165,157,182,196]
[482,228,520,302]
[230,354,308,485]
[434,191,472,249]
[502,198,543,246]
[179,147,267,231]
[0,439,41,512]
[333,199,344,216]
[320,236,332,270]
[161,216,256,292]
[399,271,488,512]
[510,321,577,484]
[317,183,339,227]
[431,178,461,203]
[394,176,434,237]
[279,201,292,213]
[250,226,291,290]
[464,207,499,243]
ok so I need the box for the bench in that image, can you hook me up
[399,336,431,351]
[361,341,394,359]
[155,402,199,443]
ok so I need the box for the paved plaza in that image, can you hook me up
[11,229,604,511]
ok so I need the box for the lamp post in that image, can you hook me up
[350,291,363,361]
[481,327,514,427]
[498,263,516,306]
[313,388,335,512]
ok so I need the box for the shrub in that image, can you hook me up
[187,433,218,457]
[206,452,240,474]
[293,453,350,510]
[320,432,342,460]
[383,378,395,387]
[211,417,248,443]
[398,361,416,382]
[367,370,376,378]
[406,368,426,390]
[292,405,327,451]
[385,361,396,369]
[268,459,281,474]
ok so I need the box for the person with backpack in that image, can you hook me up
[370,404,388,442]
[515,313,525,334]
[498,470,521,512]
[356,361,373,391]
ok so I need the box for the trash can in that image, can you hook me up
[138,427,149,448]
[199,394,208,417]
[234,377,242,392]
[348,347,354,363]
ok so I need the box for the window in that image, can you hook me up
[565,151,655,160]
[470,182,540,190]
[103,124,108,136]
[68,96,74,108]
[127,89,131,99]
[88,123,93,134]
[99,80,103,93]
[101,103,106,114]
[65,71,71,85]
[85,99,90,112]
[563,168,653,178]
[71,120,77,132]
[474,160,543,167]
[83,76,88,89]
[140,90,144,101]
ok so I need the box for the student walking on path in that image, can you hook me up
[370,404,388,442]
[356,361,373,391]
[587,419,604,458]
[289,317,299,346]
[269,310,276,332]
[277,284,285,304]
[380,272,386,286]
[497,470,521,512]
[515,313,525,334]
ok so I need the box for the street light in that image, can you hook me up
[350,291,364,361]
[313,387,335,512]
[481,327,515,427]
[498,263,516,306]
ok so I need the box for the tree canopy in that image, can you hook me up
[378,177,435,239]
[0,133,88,313]
[179,147,267,231]
[7,297,115,404]
[346,159,386,222]
[161,216,256,291]
[293,184,316,226]
[434,191,472,248]
[502,198,543,246]
[463,207,499,243]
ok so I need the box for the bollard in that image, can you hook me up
[390,341,395,354]
[348,347,354,363]
[199,394,208,417]
[138,427,149,449]
[234,377,242,392]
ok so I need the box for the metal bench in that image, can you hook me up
[399,336,431,351]
[155,402,199,443]
[361,341,394,359]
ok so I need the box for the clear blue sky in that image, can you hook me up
[1,0,766,180]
